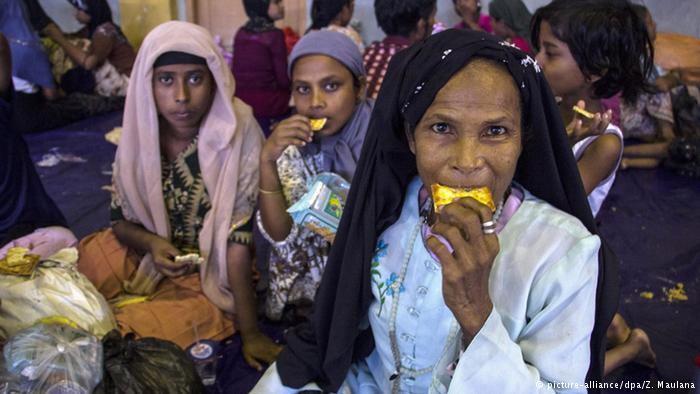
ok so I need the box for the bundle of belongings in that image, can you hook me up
[0,247,116,341]
[0,247,205,392]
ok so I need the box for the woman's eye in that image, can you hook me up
[324,82,339,91]
[430,122,450,134]
[189,74,203,84]
[485,126,507,136]
[158,75,173,84]
[295,85,310,95]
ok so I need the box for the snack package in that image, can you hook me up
[3,322,103,394]
[287,172,350,242]
[431,184,495,212]
[0,247,40,276]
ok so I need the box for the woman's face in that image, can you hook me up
[408,59,522,205]
[490,17,510,38]
[152,63,215,137]
[455,0,480,20]
[76,9,91,24]
[534,21,588,101]
[292,55,362,137]
[268,0,285,21]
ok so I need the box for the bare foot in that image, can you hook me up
[629,328,656,369]
[607,314,631,346]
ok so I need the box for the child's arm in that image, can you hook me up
[623,118,674,159]
[577,133,622,195]
[226,242,281,370]
[44,23,113,71]
[258,115,313,241]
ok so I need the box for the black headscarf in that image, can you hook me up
[1,92,66,246]
[242,0,276,33]
[67,0,122,38]
[277,29,618,392]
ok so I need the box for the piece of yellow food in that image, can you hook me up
[572,105,595,119]
[664,282,688,302]
[309,118,327,131]
[431,184,495,212]
[0,247,40,276]
[639,291,654,299]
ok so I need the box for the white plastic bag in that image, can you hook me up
[3,323,102,394]
[0,248,116,341]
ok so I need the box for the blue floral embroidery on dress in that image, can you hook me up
[385,273,405,296]
[371,239,391,317]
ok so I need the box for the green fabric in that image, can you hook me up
[488,0,532,45]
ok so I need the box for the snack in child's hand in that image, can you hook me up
[572,105,595,119]
[431,184,496,212]
[174,253,204,266]
[309,118,327,131]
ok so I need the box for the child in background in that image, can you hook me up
[77,21,280,370]
[44,0,136,97]
[233,0,291,136]
[452,0,491,32]
[488,0,532,54]
[308,0,364,52]
[363,0,436,99]
[532,0,656,375]
[257,30,373,323]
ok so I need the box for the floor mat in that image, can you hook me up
[24,114,700,392]
[599,168,700,392]
[24,111,121,239]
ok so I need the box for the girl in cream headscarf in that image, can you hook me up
[77,21,280,370]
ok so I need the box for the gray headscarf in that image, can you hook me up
[288,30,373,182]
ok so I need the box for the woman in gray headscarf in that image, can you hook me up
[256,30,373,323]
[489,0,533,54]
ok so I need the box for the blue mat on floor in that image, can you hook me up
[598,168,700,393]
[24,114,700,393]
[24,111,121,239]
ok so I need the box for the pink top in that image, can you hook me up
[232,28,291,118]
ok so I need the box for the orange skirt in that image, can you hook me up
[77,229,233,349]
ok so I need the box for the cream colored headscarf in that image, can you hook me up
[112,21,263,314]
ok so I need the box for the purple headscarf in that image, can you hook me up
[288,30,373,182]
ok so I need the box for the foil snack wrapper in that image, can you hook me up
[287,173,350,242]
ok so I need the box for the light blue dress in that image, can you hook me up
[252,176,600,394]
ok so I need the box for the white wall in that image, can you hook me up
[38,0,120,33]
[308,0,699,45]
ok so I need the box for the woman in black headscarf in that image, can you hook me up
[252,29,617,393]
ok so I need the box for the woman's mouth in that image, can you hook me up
[173,111,194,120]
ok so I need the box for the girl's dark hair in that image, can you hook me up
[309,0,353,30]
[375,0,436,37]
[531,0,653,103]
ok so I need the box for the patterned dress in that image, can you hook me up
[111,138,253,252]
[256,145,329,321]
